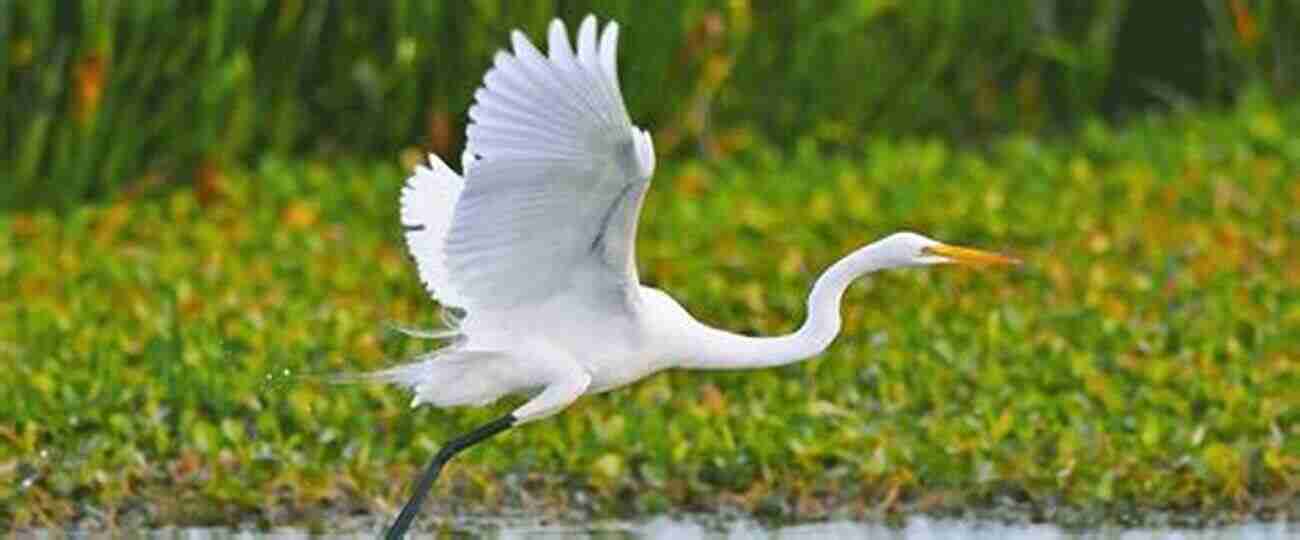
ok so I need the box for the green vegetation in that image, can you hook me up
[5,0,1297,532]
[5,1,1297,210]
[3,96,1297,529]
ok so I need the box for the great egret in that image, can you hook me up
[375,15,1018,538]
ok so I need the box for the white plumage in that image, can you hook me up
[448,18,654,310]
[376,15,1018,537]
[382,15,1015,424]
[399,153,466,308]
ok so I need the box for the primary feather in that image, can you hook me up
[400,153,466,308]
[446,16,655,311]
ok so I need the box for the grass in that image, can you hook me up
[10,1,1299,212]
[3,96,1299,530]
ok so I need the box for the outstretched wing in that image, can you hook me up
[400,152,470,308]
[444,16,656,311]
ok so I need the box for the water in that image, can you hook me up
[30,516,1297,539]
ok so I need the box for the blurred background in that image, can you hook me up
[4,0,1299,531]
[3,0,1296,209]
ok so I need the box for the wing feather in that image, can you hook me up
[400,154,466,307]
[445,16,655,311]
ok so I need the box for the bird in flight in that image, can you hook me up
[376,14,1018,538]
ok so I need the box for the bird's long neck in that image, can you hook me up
[679,244,884,370]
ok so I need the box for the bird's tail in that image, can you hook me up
[329,345,527,409]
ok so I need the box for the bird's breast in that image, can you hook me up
[584,352,666,394]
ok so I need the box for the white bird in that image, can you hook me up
[376,15,1018,538]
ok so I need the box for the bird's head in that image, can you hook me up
[869,231,1020,269]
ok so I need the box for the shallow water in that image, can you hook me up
[474,516,1297,540]
[38,516,1297,539]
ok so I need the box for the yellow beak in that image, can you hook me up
[923,243,1021,266]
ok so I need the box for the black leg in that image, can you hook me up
[384,413,516,540]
